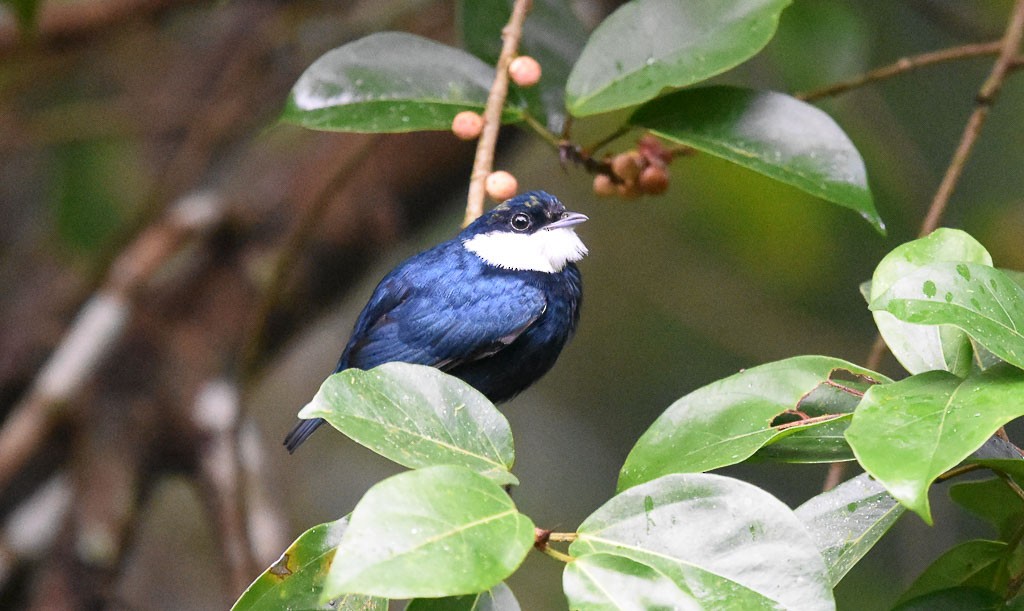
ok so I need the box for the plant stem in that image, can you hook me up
[823,0,1024,493]
[539,545,575,563]
[462,0,531,227]
[921,0,1024,237]
[934,462,985,483]
[796,41,1004,101]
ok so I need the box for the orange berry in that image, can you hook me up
[611,151,642,183]
[485,171,518,201]
[638,165,669,194]
[508,56,542,87]
[593,174,616,197]
[451,111,484,140]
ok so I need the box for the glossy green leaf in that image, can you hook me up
[571,473,835,610]
[283,32,523,133]
[322,466,534,600]
[870,262,1024,371]
[754,417,854,462]
[619,356,887,490]
[1006,269,1024,289]
[756,369,875,463]
[871,229,993,376]
[563,553,694,610]
[406,582,520,610]
[950,477,1024,540]
[845,365,1024,523]
[893,587,1006,611]
[897,540,1009,606]
[566,0,792,116]
[460,0,586,133]
[232,518,386,611]
[298,363,517,486]
[630,86,882,233]
[794,473,905,586]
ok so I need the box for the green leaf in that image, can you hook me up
[566,0,792,116]
[406,582,520,610]
[232,518,386,611]
[870,262,1024,371]
[298,363,517,486]
[897,540,1009,605]
[845,365,1024,523]
[870,229,993,376]
[283,32,523,133]
[563,553,694,610]
[892,587,1006,611]
[460,0,586,133]
[754,417,854,463]
[756,369,875,463]
[618,356,887,490]
[949,476,1024,539]
[630,86,883,233]
[794,473,905,586]
[571,473,835,610]
[322,466,534,600]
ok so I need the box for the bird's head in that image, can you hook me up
[461,191,588,273]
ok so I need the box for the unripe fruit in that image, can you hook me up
[611,151,642,183]
[508,56,542,87]
[485,171,518,201]
[451,111,484,140]
[638,165,669,194]
[593,173,616,197]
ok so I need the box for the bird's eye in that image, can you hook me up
[510,213,532,232]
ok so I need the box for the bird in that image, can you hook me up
[284,190,588,453]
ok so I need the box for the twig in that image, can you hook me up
[823,1,1024,493]
[462,0,531,227]
[921,0,1024,236]
[796,41,1004,101]
[0,193,226,493]
[533,528,574,563]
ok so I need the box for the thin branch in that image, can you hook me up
[934,462,985,483]
[533,528,574,563]
[921,0,1024,236]
[796,41,1005,101]
[462,0,531,227]
[538,544,574,563]
[823,2,1024,493]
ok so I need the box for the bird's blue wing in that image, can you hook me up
[339,248,547,372]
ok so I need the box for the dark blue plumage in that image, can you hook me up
[284,191,586,452]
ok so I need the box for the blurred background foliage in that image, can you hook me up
[1,0,1024,609]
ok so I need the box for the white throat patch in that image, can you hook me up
[463,228,588,273]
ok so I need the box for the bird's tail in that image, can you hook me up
[283,417,325,454]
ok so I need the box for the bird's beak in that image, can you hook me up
[545,212,588,230]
